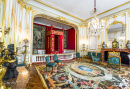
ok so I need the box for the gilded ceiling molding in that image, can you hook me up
[57,17,66,21]
[121,13,126,17]
[128,11,130,17]
[34,13,79,30]
[34,0,83,21]
[84,1,130,22]
[25,6,32,13]
[21,0,81,24]
[18,0,26,9]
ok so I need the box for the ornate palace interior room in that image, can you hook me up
[0,0,130,89]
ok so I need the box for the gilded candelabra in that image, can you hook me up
[0,42,16,89]
[23,39,29,63]
[82,44,86,57]
[0,27,11,35]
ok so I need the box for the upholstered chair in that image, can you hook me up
[16,57,27,68]
[54,54,62,66]
[76,52,82,61]
[107,52,121,70]
[107,56,121,70]
[96,53,101,58]
[86,52,91,58]
[46,56,56,72]
[91,55,100,63]
[92,52,96,56]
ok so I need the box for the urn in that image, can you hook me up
[126,40,130,49]
[102,42,106,48]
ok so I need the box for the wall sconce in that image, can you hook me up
[23,38,29,45]
[0,27,11,35]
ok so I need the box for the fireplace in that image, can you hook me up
[101,48,130,66]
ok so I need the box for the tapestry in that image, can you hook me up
[64,31,68,49]
[36,60,130,89]
[33,24,46,54]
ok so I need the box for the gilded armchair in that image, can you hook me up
[107,51,121,70]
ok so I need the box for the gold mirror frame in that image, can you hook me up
[106,21,126,47]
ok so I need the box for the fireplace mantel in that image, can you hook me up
[101,48,130,61]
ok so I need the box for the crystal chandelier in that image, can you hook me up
[88,0,105,36]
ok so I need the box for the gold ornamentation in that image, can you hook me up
[97,35,100,40]
[25,25,30,35]
[19,22,22,32]
[0,47,17,89]
[57,16,66,21]
[33,0,83,21]
[26,6,32,13]
[128,11,130,17]
[121,13,126,17]
[106,21,125,30]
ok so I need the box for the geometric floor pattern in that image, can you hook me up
[35,60,130,89]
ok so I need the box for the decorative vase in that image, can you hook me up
[102,42,106,48]
[126,40,130,49]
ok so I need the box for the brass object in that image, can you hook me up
[112,39,119,48]
[23,39,29,64]
[23,45,29,63]
[0,42,4,53]
[0,47,17,89]
[0,27,11,35]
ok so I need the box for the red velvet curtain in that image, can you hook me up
[67,28,75,50]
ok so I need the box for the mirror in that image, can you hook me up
[107,23,125,48]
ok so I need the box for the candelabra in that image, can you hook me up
[82,44,86,57]
[0,27,11,35]
[0,42,17,89]
[23,39,29,64]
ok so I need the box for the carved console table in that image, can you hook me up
[101,48,130,67]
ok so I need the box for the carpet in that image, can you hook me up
[36,61,130,89]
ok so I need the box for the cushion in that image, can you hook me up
[54,60,62,63]
[108,57,120,66]
[76,52,81,58]
[47,63,56,67]
[54,54,58,61]
[46,57,50,64]
[17,63,26,67]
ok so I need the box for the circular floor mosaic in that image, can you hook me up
[65,62,112,80]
